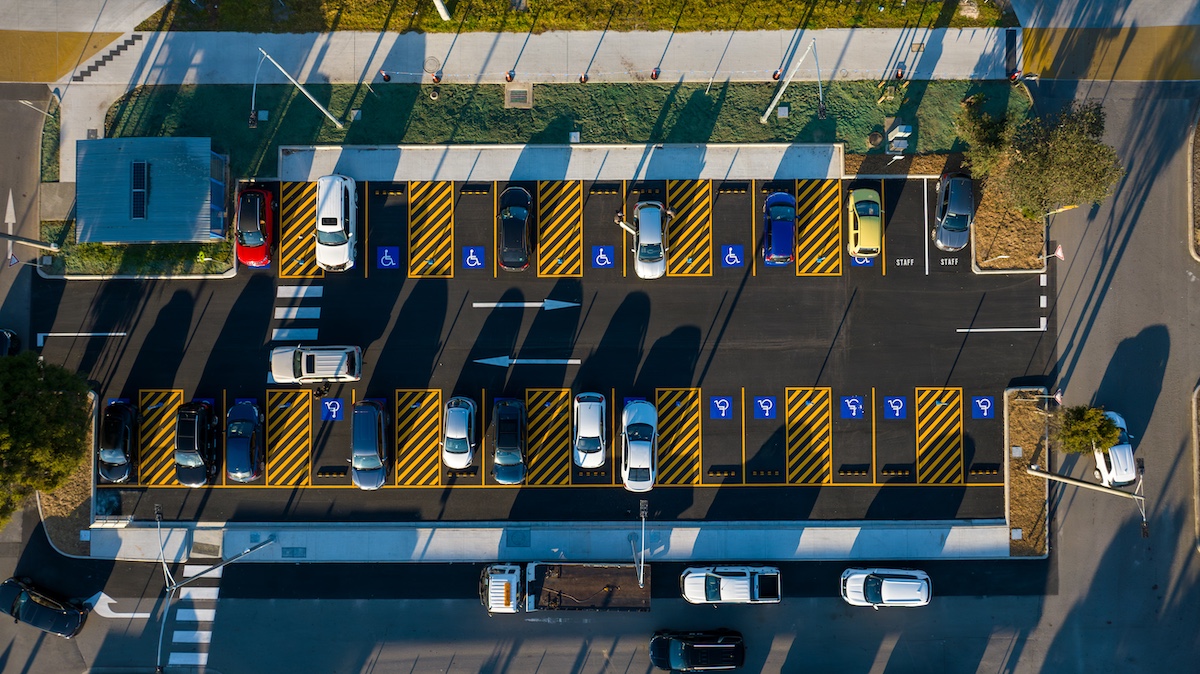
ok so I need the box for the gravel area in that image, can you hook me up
[38,443,91,558]
[1007,390,1052,557]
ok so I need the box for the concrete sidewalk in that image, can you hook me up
[89,520,1015,563]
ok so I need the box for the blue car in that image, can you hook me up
[761,191,797,266]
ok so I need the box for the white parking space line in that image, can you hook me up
[277,286,324,298]
[272,328,319,341]
[182,565,222,578]
[274,307,321,319]
[172,631,212,644]
[174,608,217,622]
[956,317,1048,333]
[36,332,126,347]
[178,587,220,601]
[168,652,209,666]
[923,177,930,276]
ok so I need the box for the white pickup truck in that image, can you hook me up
[679,566,782,604]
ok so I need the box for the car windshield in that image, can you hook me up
[352,454,383,471]
[239,229,264,246]
[769,204,796,221]
[495,448,521,466]
[577,436,602,452]
[855,200,880,217]
[174,450,205,468]
[863,576,884,604]
[942,213,969,231]
[627,423,653,442]
[668,641,690,670]
[444,437,470,454]
[316,217,348,245]
[99,448,127,464]
[629,467,651,482]
[638,242,663,263]
[1117,428,1130,444]
[705,575,723,601]
[501,206,527,222]
[228,420,255,438]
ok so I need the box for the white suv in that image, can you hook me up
[314,174,357,271]
[270,345,362,384]
[1094,411,1136,487]
[841,568,931,609]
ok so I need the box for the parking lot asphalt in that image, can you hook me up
[34,177,1054,524]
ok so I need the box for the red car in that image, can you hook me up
[235,187,273,267]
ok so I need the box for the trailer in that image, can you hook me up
[480,563,651,614]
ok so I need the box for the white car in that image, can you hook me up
[617,201,672,279]
[314,174,357,271]
[1094,411,1136,487]
[572,392,607,468]
[620,400,658,492]
[840,568,932,609]
[269,345,362,384]
[441,397,477,470]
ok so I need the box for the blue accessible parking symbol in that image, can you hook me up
[721,245,744,268]
[840,396,866,418]
[850,255,876,267]
[463,247,486,269]
[972,396,995,419]
[592,245,615,268]
[376,246,400,270]
[883,396,907,420]
[321,398,344,421]
[710,396,734,419]
[753,396,776,419]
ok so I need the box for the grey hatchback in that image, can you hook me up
[350,400,388,490]
[933,172,975,252]
[226,401,264,483]
[491,399,526,485]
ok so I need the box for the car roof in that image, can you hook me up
[635,202,663,243]
[446,405,470,438]
[576,400,603,436]
[944,175,974,214]
[351,402,382,455]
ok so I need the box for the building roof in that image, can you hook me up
[75,137,225,244]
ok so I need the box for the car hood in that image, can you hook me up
[634,256,666,279]
[1107,442,1137,484]
[270,348,299,383]
[98,459,132,484]
[935,225,969,252]
[442,447,473,470]
[574,446,606,469]
[315,242,352,268]
[842,571,869,605]
[493,461,526,485]
[175,463,209,488]
[237,241,269,267]
[352,466,386,490]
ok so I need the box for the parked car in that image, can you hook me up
[270,345,362,385]
[761,191,797,266]
[0,577,87,639]
[0,328,19,355]
[97,401,137,484]
[620,400,658,492]
[649,630,745,672]
[572,392,607,468]
[441,396,478,470]
[225,401,264,483]
[173,401,218,488]
[932,172,975,252]
[234,186,273,267]
[497,186,533,272]
[1094,411,1137,487]
[314,174,357,271]
[491,399,526,485]
[680,566,781,604]
[350,400,388,491]
[840,568,932,609]
[617,201,672,279]
[846,187,883,258]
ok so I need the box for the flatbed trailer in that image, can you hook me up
[480,563,651,614]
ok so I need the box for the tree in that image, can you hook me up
[0,352,91,526]
[1057,405,1119,455]
[993,102,1125,219]
[954,94,1010,179]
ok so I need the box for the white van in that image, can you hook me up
[270,345,362,384]
[314,175,357,271]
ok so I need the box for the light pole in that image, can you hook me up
[249,52,267,128]
[256,47,344,129]
[761,38,818,125]
[636,499,648,588]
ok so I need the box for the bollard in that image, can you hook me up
[772,69,782,80]
[579,73,589,83]
[651,67,660,80]
[505,70,515,82]
[431,72,442,84]
[379,69,391,82]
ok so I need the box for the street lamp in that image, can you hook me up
[249,52,267,129]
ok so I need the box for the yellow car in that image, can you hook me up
[847,188,883,258]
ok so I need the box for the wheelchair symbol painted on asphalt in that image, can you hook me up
[850,255,875,267]
[710,396,733,419]
[321,398,344,421]
[721,245,745,268]
[972,396,995,419]
[463,247,485,269]
[841,396,866,418]
[592,245,615,268]
[376,246,400,269]
[753,396,776,419]
[883,396,907,419]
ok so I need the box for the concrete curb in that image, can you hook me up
[36,262,238,281]
[1192,384,1199,552]
[1003,387,1051,559]
[1188,103,1200,263]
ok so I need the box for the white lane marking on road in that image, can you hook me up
[172,630,212,644]
[1040,295,1047,308]
[182,565,222,578]
[1040,274,1047,286]
[168,652,209,666]
[274,306,321,320]
[37,332,126,347]
[174,608,216,622]
[277,285,324,298]
[956,317,1047,333]
[178,587,220,601]
[272,328,319,341]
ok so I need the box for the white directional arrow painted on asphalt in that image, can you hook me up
[86,591,151,619]
[471,299,579,311]
[474,355,582,368]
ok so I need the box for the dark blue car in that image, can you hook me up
[761,191,797,266]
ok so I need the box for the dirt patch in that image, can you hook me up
[845,153,961,177]
[38,448,91,558]
[1007,390,1053,557]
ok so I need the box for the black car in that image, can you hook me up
[174,401,219,487]
[490,399,526,485]
[225,401,264,483]
[0,328,19,356]
[649,630,745,672]
[0,577,87,639]
[497,186,533,271]
[97,402,137,484]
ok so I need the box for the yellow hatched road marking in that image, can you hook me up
[536,181,583,277]
[265,390,312,487]
[785,387,833,484]
[138,390,183,486]
[395,389,442,486]
[655,388,702,485]
[407,181,454,278]
[915,387,963,484]
[279,182,322,279]
[525,389,572,485]
[795,179,842,276]
[666,180,713,276]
